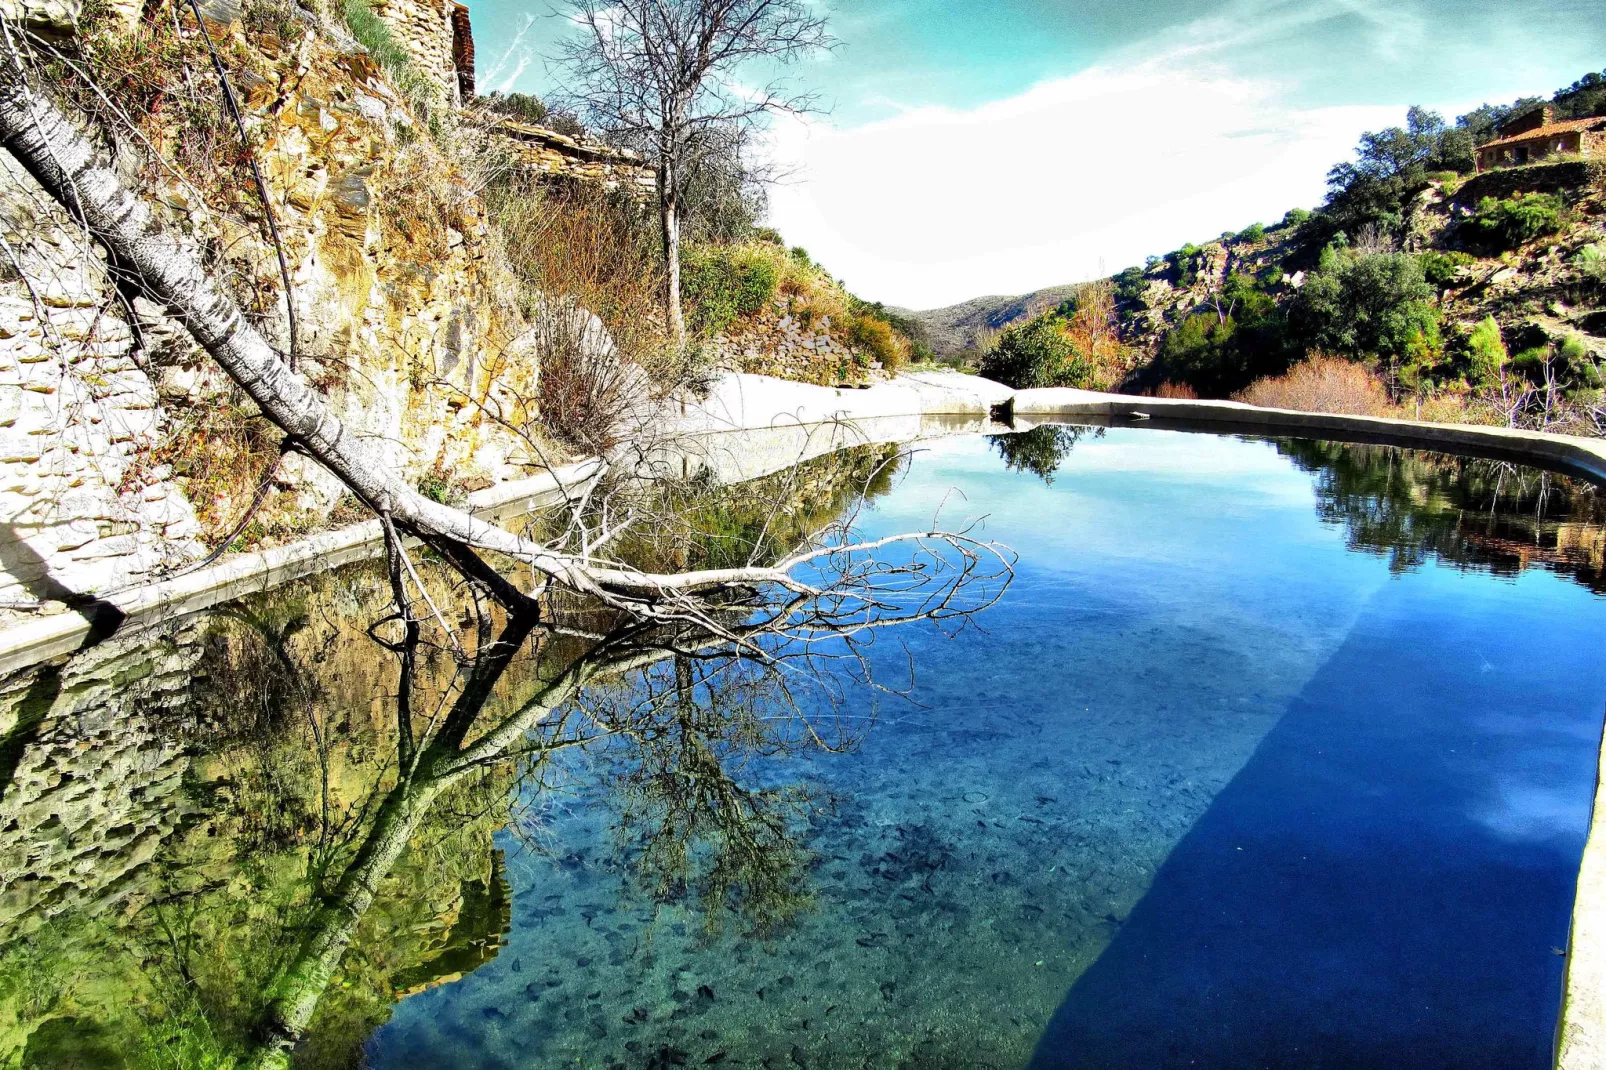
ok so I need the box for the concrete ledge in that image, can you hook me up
[0,371,1005,674]
[0,458,600,677]
[1011,388,1606,484]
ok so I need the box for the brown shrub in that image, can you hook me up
[1150,381,1198,399]
[1233,355,1396,416]
[484,173,673,448]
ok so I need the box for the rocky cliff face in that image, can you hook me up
[0,5,573,619]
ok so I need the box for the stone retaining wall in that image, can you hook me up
[488,119,657,196]
[0,620,204,938]
[0,155,205,615]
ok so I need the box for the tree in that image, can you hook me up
[555,0,831,347]
[1288,248,1441,369]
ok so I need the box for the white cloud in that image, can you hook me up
[764,56,1401,309]
[479,13,538,95]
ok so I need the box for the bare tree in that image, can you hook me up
[555,0,831,346]
[0,30,1011,634]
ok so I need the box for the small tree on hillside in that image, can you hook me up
[555,0,831,347]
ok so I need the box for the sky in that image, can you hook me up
[467,0,1606,310]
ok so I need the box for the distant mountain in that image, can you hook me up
[890,283,1084,358]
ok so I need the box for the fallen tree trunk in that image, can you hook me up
[0,43,821,603]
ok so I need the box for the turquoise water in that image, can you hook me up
[368,428,1606,1069]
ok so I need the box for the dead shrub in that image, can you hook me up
[483,172,686,448]
[1150,381,1198,399]
[1233,355,1396,416]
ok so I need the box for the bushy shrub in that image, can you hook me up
[1233,355,1394,415]
[1153,272,1288,395]
[1575,243,1606,292]
[980,315,1082,389]
[681,244,781,335]
[1419,250,1475,287]
[981,282,1128,390]
[1238,222,1266,243]
[1288,248,1441,365]
[1280,207,1312,229]
[1465,316,1508,386]
[481,91,547,124]
[1466,193,1565,251]
[1151,381,1199,399]
[848,314,904,371]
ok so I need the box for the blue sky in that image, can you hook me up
[469,0,1605,309]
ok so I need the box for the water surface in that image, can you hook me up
[3,427,1604,1070]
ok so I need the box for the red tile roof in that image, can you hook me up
[1480,116,1606,151]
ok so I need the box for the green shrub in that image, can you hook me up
[1512,333,1602,397]
[1576,243,1606,284]
[1238,222,1266,243]
[1153,272,1288,395]
[848,314,903,371]
[1289,249,1441,364]
[980,314,1090,389]
[1465,316,1508,386]
[482,91,547,124]
[1466,193,1566,251]
[681,244,780,335]
[1419,250,1475,287]
[1280,207,1312,229]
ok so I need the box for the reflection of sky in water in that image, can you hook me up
[374,429,1606,1070]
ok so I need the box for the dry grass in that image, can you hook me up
[482,172,673,450]
[1233,355,1397,416]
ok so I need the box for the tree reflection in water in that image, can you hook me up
[1277,439,1606,590]
[0,444,1009,1070]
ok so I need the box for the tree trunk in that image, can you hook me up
[660,152,685,349]
[0,62,603,596]
[246,775,448,1070]
[0,48,865,601]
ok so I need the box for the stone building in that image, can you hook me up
[369,0,475,104]
[1475,104,1606,172]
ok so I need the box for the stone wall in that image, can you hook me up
[0,16,566,622]
[711,302,881,385]
[489,119,658,197]
[373,0,459,103]
[0,620,204,939]
[0,156,205,613]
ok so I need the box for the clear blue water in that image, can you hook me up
[368,428,1606,1069]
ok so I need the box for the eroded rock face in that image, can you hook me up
[0,14,552,617]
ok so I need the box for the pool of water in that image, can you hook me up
[4,426,1606,1069]
[367,428,1606,1069]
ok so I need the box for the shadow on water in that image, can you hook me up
[1031,575,1606,1070]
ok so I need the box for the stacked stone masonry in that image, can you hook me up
[490,119,658,197]
[0,622,203,940]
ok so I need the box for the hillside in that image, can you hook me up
[923,71,1606,433]
[891,283,1082,358]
